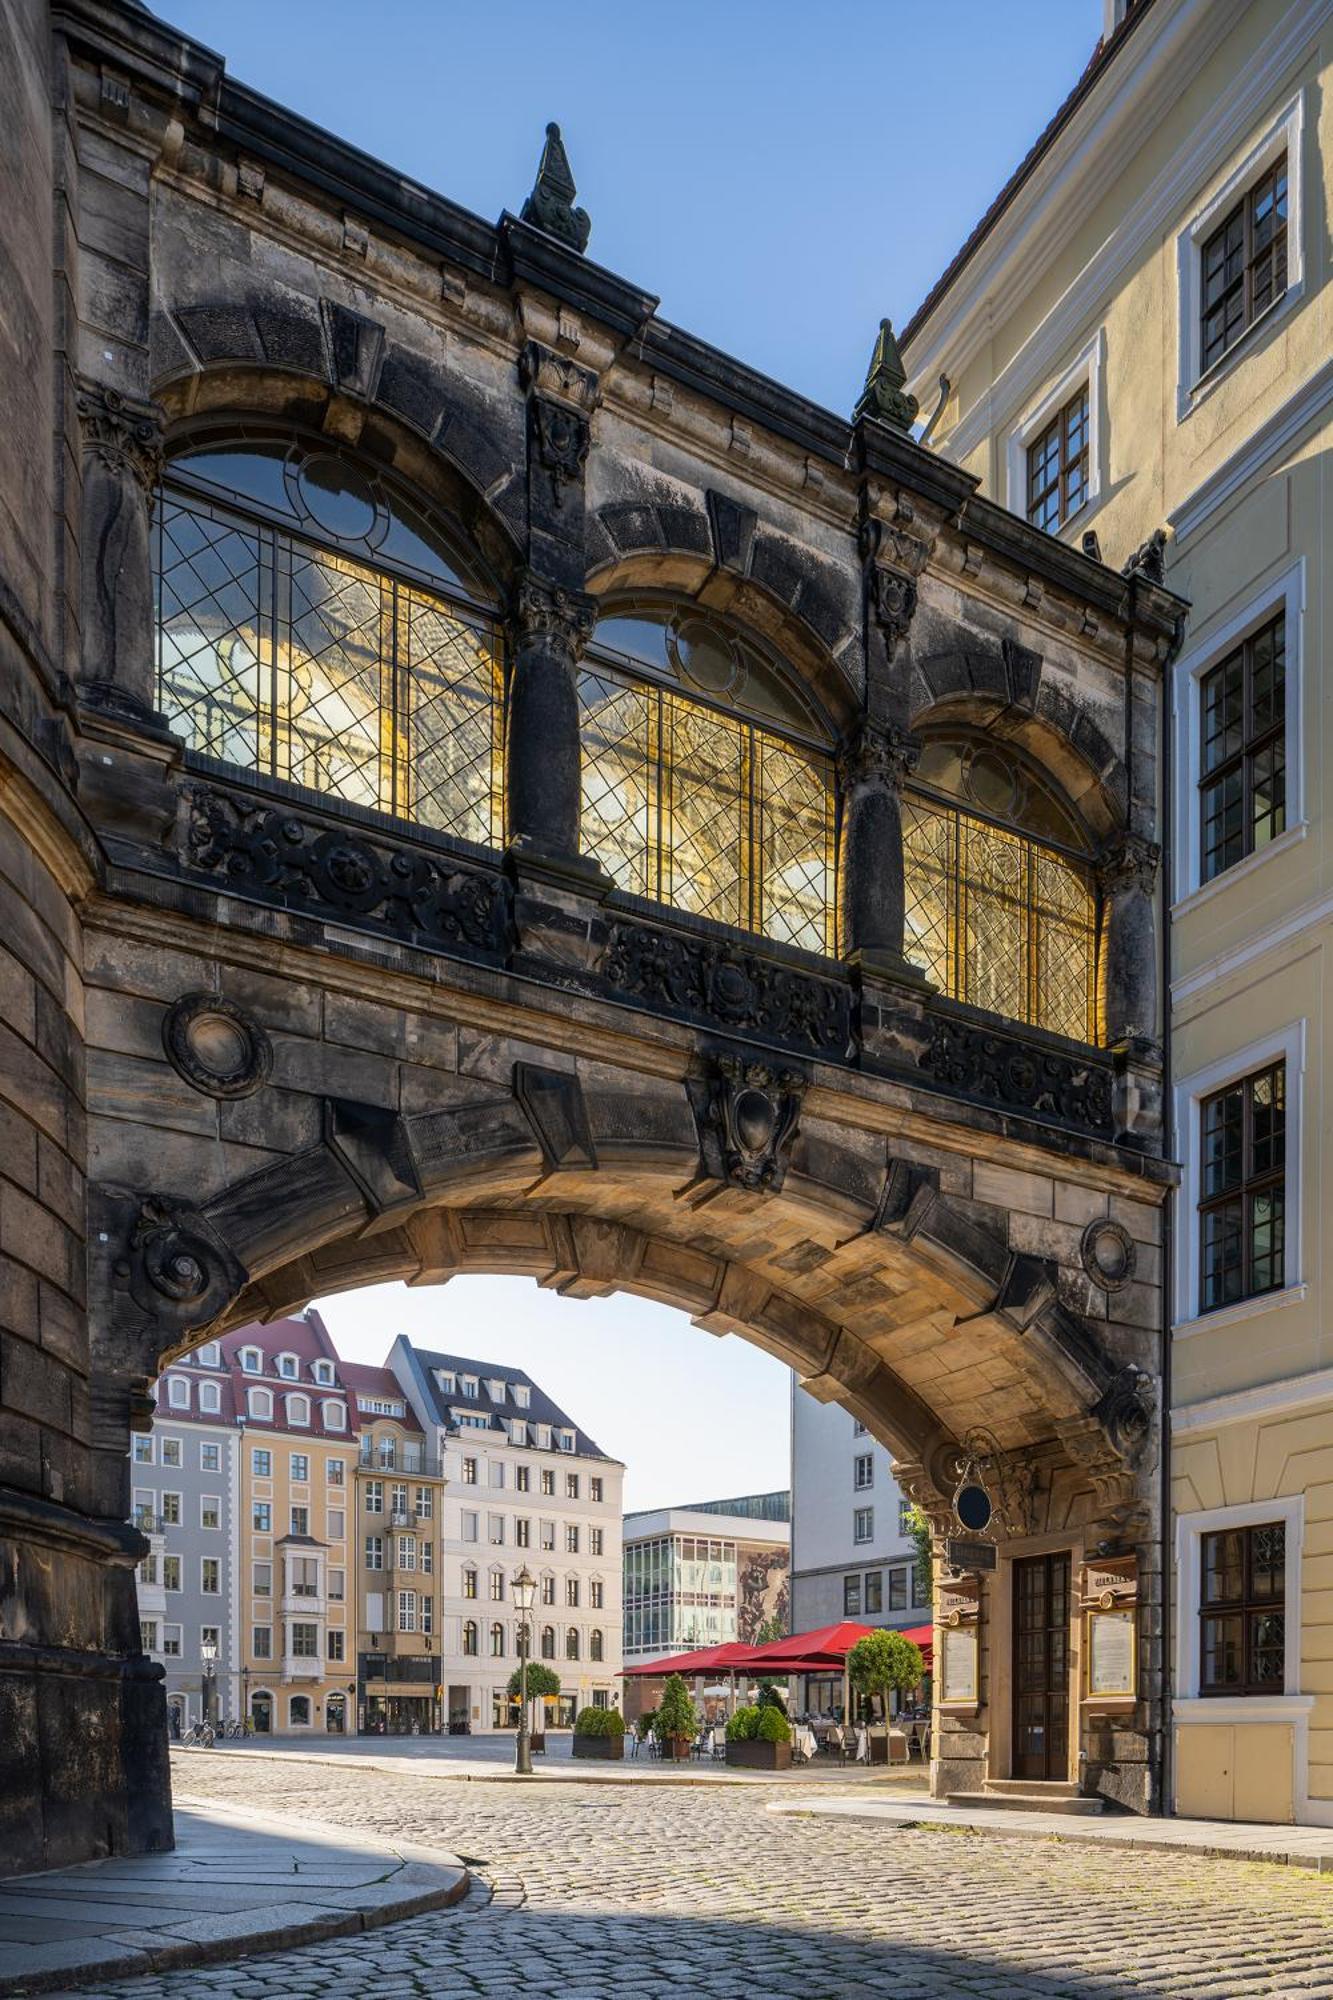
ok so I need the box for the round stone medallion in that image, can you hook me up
[163,992,273,1100]
[1080,1216,1137,1293]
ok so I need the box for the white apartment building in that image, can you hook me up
[388,1339,624,1730]
[790,1382,928,1636]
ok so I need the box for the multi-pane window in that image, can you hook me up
[155,444,504,846]
[565,1525,580,1555]
[1026,387,1090,535]
[516,1466,530,1493]
[590,1528,603,1556]
[864,1571,883,1615]
[327,1629,345,1662]
[853,1508,873,1546]
[364,1536,383,1571]
[590,1629,604,1662]
[1200,157,1288,373]
[541,1625,556,1660]
[541,1573,556,1606]
[579,607,836,954]
[162,1493,181,1526]
[566,1577,580,1608]
[365,1481,383,1513]
[252,1448,272,1478]
[289,1620,318,1657]
[566,1629,580,1660]
[398,1592,418,1633]
[253,1624,272,1658]
[253,1502,271,1533]
[566,1473,579,1500]
[843,1574,862,1616]
[1200,1522,1285,1693]
[889,1567,908,1612]
[1200,615,1285,882]
[291,1454,309,1482]
[898,1498,914,1536]
[903,732,1099,1044]
[253,1561,272,1596]
[201,1559,220,1594]
[1199,1061,1285,1312]
[854,1454,874,1491]
[590,1477,603,1502]
[489,1571,504,1601]
[462,1566,477,1599]
[490,1621,505,1657]
[590,1580,604,1609]
[462,1620,478,1656]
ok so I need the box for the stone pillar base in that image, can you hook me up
[505,842,615,973]
[1111,1035,1164,1152]
[852,950,934,1068]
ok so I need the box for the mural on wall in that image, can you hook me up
[737,1543,790,1642]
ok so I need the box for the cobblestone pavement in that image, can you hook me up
[60,1752,1333,1999]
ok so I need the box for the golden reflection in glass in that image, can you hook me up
[904,796,1097,1043]
[155,492,504,847]
[577,662,835,954]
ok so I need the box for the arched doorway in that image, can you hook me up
[249,1692,273,1735]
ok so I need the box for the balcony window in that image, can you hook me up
[579,603,836,954]
[902,730,1099,1044]
[154,439,504,847]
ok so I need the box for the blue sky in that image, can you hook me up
[164,0,1106,1507]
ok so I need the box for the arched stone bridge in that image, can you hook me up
[0,1,1183,1874]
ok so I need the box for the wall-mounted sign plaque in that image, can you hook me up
[941,1624,979,1706]
[947,1537,996,1573]
[1086,1608,1136,1700]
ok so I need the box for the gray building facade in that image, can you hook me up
[790,1378,927,1634]
[131,1342,240,1733]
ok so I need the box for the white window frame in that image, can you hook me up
[162,1622,183,1657]
[198,1381,221,1414]
[277,1353,298,1379]
[167,1376,190,1409]
[200,1494,221,1531]
[200,1442,221,1471]
[322,1399,346,1430]
[200,1557,220,1594]
[159,1436,182,1468]
[248,1387,272,1420]
[1171,559,1305,910]
[1003,328,1104,534]
[285,1394,311,1427]
[313,1360,334,1385]
[196,1341,221,1368]
[853,1507,874,1546]
[1172,1019,1304,1337]
[239,1346,261,1374]
[1175,92,1305,421]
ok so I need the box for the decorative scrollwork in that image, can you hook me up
[163,992,272,1100]
[512,569,597,654]
[1091,1364,1156,1470]
[76,379,165,492]
[528,395,590,508]
[183,785,507,958]
[1099,831,1161,898]
[602,919,852,1058]
[837,720,920,794]
[919,1012,1114,1134]
[869,566,919,656]
[121,1196,246,1331]
[698,1054,807,1194]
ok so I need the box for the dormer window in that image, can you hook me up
[487,1378,506,1403]
[277,1354,299,1380]
[436,1370,455,1393]
[536,1424,551,1450]
[199,1381,222,1415]
[558,1430,576,1453]
[167,1376,190,1409]
[322,1400,347,1430]
[240,1347,262,1374]
[514,1385,530,1410]
[248,1387,273,1419]
[510,1419,527,1446]
[461,1376,478,1399]
[196,1342,221,1369]
[313,1360,335,1386]
[286,1393,311,1426]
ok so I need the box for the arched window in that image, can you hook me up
[313,1360,335,1385]
[286,1394,311,1427]
[289,1695,312,1727]
[462,1619,478,1656]
[154,435,504,848]
[566,1628,580,1660]
[579,602,836,953]
[903,730,1100,1044]
[490,1621,505,1658]
[239,1347,262,1374]
[322,1401,346,1430]
[198,1381,221,1415]
[590,1628,604,1663]
[540,1624,556,1660]
[247,1387,272,1420]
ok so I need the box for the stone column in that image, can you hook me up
[505,570,598,868]
[838,719,921,972]
[75,379,164,718]
[1100,833,1163,1150]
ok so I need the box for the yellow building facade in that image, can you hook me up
[224,1317,355,1735]
[902,0,1333,1823]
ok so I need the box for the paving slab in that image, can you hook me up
[0,1804,468,1998]
[767,1791,1333,1867]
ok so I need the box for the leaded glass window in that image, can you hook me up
[579,605,836,953]
[1200,1522,1285,1694]
[154,438,504,847]
[1200,157,1287,375]
[1199,1061,1285,1313]
[902,733,1099,1043]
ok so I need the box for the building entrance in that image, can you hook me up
[250,1693,273,1735]
[1013,1553,1071,1782]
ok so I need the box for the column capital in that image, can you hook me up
[512,570,598,655]
[75,378,165,493]
[837,719,920,793]
[1099,830,1160,896]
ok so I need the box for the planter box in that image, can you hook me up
[725,1740,793,1771]
[572,1734,625,1760]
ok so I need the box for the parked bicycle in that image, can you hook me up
[180,1721,215,1748]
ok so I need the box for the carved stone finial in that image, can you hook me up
[76,379,165,493]
[520,122,591,254]
[853,319,919,432]
[1122,526,1168,585]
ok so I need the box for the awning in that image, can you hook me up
[743,1620,933,1674]
[619,1641,759,1679]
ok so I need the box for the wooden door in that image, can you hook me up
[1012,1552,1070,1782]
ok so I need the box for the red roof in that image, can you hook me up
[743,1621,877,1668]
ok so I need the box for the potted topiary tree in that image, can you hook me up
[572,1705,626,1760]
[725,1702,793,1770]
[652,1673,698,1762]
[846,1629,925,1764]
[507,1661,561,1754]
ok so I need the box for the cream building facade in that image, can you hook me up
[901,0,1333,1824]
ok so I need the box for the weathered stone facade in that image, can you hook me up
[0,0,1183,1873]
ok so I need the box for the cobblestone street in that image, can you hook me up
[56,1751,1333,1999]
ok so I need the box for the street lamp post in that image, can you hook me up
[513,1564,536,1777]
[200,1638,217,1732]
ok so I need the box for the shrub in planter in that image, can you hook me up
[652,1673,698,1760]
[757,1683,788,1718]
[725,1701,792,1769]
[572,1706,626,1759]
[725,1705,761,1742]
[755,1706,792,1743]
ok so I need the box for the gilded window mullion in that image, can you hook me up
[746,725,758,937]
[270,528,290,784]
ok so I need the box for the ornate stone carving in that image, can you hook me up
[75,379,165,493]
[1091,1363,1156,1470]
[163,992,273,1099]
[1122,526,1168,585]
[919,1012,1115,1134]
[528,395,590,507]
[602,920,852,1058]
[837,720,920,794]
[1080,1217,1137,1293]
[519,121,591,253]
[512,570,597,655]
[853,318,919,431]
[183,785,507,957]
[697,1056,807,1193]
[119,1196,247,1331]
[1100,831,1161,897]
[519,339,600,414]
[869,566,919,656]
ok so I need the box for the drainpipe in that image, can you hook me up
[1157,608,1185,1819]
